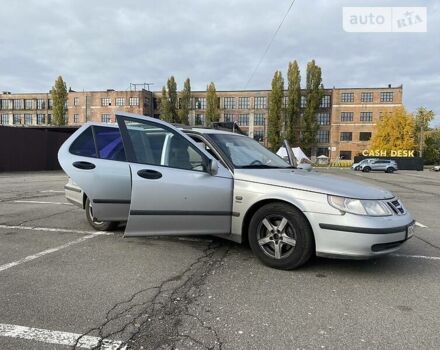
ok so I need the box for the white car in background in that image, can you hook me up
[352,158,378,171]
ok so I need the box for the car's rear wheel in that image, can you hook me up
[386,167,395,173]
[362,166,371,172]
[85,198,118,231]
[248,203,314,270]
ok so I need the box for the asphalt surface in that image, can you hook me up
[0,169,439,349]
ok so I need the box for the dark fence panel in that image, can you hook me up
[353,156,424,171]
[0,126,78,172]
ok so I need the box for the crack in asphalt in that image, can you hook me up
[0,207,76,226]
[0,191,65,203]
[71,240,231,350]
[415,235,440,251]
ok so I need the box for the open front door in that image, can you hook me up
[117,114,233,237]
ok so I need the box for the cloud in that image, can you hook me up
[0,0,439,125]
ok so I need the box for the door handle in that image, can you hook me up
[73,161,96,170]
[137,169,162,180]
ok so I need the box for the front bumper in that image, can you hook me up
[305,212,415,259]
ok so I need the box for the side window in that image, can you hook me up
[120,119,208,172]
[69,127,97,158]
[94,126,126,161]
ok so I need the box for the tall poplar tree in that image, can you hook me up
[178,78,191,125]
[159,86,172,122]
[206,82,219,127]
[51,76,68,126]
[167,76,178,123]
[303,60,323,155]
[286,60,301,145]
[267,71,284,151]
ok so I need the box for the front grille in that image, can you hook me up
[386,199,406,215]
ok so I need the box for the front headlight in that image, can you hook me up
[327,195,392,216]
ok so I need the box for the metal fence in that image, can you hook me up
[0,126,78,172]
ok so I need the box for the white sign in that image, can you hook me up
[343,7,427,33]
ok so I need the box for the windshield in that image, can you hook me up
[209,133,291,169]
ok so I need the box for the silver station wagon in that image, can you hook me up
[58,112,415,269]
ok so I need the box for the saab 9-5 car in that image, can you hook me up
[58,112,415,269]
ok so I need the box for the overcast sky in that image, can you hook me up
[1,0,439,125]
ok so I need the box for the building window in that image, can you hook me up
[238,97,249,109]
[254,113,265,126]
[223,97,235,109]
[115,97,125,106]
[320,95,331,108]
[1,114,9,124]
[361,92,373,103]
[254,130,264,142]
[1,99,13,110]
[317,147,329,157]
[340,151,352,160]
[340,132,353,141]
[224,113,234,122]
[13,99,24,109]
[340,112,353,122]
[283,96,288,108]
[380,92,394,102]
[341,92,354,103]
[129,97,139,106]
[316,130,329,143]
[195,97,206,110]
[360,111,373,122]
[300,96,306,108]
[238,114,249,126]
[73,97,80,106]
[47,114,52,124]
[254,97,267,109]
[101,114,111,123]
[195,114,205,126]
[317,112,330,125]
[24,114,33,125]
[48,99,53,109]
[74,114,80,123]
[101,98,111,106]
[13,114,22,124]
[37,99,46,110]
[359,132,372,141]
[25,99,34,110]
[37,114,45,125]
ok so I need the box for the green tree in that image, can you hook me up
[167,76,178,123]
[51,76,68,125]
[267,71,284,151]
[286,60,301,145]
[303,60,323,156]
[159,86,172,123]
[369,107,416,151]
[414,107,435,157]
[423,128,440,164]
[206,82,219,127]
[178,78,191,125]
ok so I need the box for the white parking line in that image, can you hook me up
[40,190,65,193]
[0,224,110,236]
[0,323,125,349]
[391,253,440,261]
[13,200,73,206]
[415,221,428,228]
[0,225,112,272]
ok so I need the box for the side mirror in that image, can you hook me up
[298,163,312,172]
[207,158,218,176]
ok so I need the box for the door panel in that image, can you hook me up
[58,125,131,221]
[116,115,233,237]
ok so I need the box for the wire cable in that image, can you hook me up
[244,0,297,89]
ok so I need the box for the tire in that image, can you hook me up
[85,197,118,231]
[355,166,360,171]
[248,203,314,270]
[362,166,371,173]
[386,167,395,173]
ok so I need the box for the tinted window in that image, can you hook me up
[69,127,97,157]
[94,126,126,161]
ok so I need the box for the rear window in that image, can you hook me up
[69,126,125,161]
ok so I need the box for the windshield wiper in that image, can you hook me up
[239,164,293,169]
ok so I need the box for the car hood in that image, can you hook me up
[234,168,394,200]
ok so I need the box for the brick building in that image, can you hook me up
[0,85,403,161]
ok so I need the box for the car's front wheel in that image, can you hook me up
[362,166,371,172]
[248,203,314,270]
[85,198,118,231]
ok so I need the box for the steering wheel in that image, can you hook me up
[250,160,264,165]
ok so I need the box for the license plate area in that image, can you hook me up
[406,223,415,240]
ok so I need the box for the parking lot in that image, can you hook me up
[0,168,439,350]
